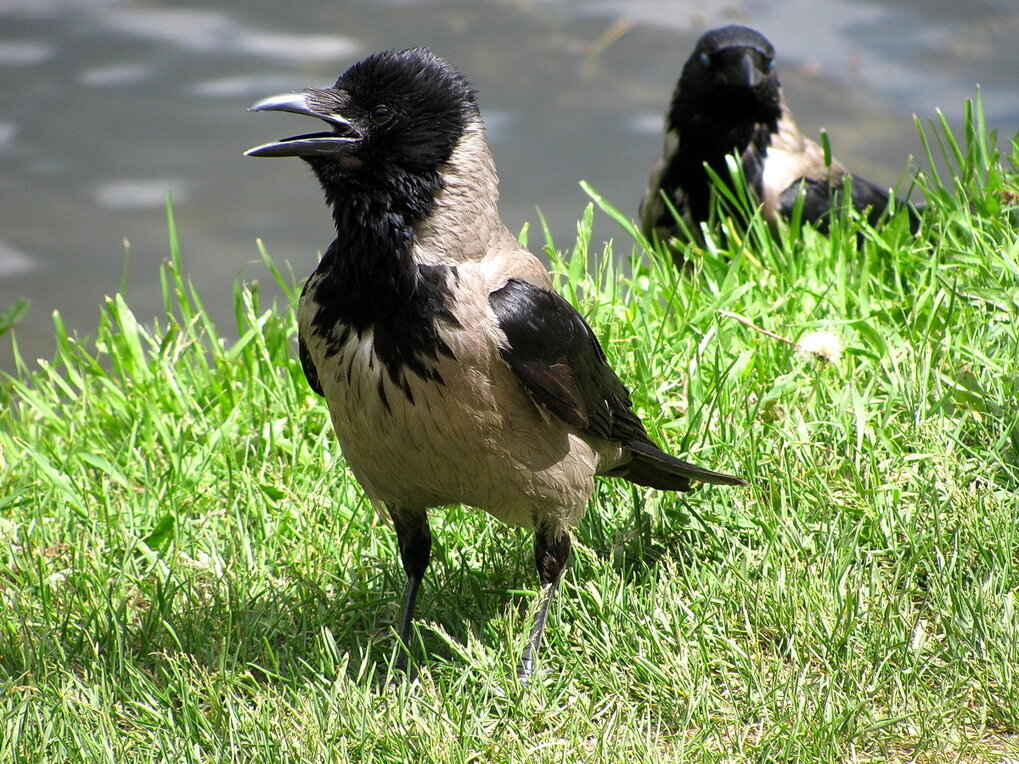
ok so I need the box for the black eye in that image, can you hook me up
[371,105,392,125]
[698,52,711,68]
[766,58,777,72]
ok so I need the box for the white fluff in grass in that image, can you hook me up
[720,311,842,364]
[795,331,843,364]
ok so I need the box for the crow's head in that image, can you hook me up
[246,48,479,207]
[671,25,781,126]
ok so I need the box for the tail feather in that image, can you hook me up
[619,439,746,491]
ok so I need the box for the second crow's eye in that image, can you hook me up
[766,59,777,72]
[371,105,393,125]
[698,52,711,68]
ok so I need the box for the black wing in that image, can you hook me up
[298,333,324,397]
[490,278,645,441]
[490,279,744,489]
[298,276,324,398]
[779,173,919,232]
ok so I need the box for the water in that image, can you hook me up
[2,0,1017,372]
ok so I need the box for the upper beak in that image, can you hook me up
[244,92,361,158]
[738,52,763,89]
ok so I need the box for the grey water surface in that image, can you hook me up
[2,0,1018,372]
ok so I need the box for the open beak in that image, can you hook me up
[244,92,361,158]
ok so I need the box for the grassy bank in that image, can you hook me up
[2,103,1018,762]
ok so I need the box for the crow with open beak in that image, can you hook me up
[246,48,745,679]
[640,25,919,248]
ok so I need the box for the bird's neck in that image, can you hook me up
[316,119,501,308]
[324,184,421,311]
[673,93,779,168]
[309,169,462,399]
[666,91,780,221]
[411,121,503,265]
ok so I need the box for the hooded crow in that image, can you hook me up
[640,25,919,247]
[246,48,745,678]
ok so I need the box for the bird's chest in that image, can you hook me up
[297,272,509,508]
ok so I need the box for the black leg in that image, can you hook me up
[518,523,572,680]
[386,505,431,673]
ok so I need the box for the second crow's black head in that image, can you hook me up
[670,25,781,128]
[246,48,479,210]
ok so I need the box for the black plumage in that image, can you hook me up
[490,279,729,492]
[246,48,744,678]
[641,25,919,247]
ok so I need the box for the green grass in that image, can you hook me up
[2,101,1019,762]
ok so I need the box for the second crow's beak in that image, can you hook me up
[244,92,362,158]
[739,52,763,89]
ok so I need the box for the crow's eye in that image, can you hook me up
[698,52,711,68]
[766,58,777,72]
[371,105,393,125]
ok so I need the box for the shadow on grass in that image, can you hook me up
[0,496,739,692]
[1,532,560,689]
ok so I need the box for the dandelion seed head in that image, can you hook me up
[796,330,842,364]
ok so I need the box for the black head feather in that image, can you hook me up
[308,50,476,182]
[669,25,781,131]
[246,48,479,221]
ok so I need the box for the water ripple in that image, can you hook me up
[0,122,17,149]
[100,8,359,62]
[0,241,38,278]
[0,40,55,66]
[93,179,192,210]
[192,74,307,98]
[78,63,153,87]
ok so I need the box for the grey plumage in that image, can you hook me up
[246,48,744,678]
